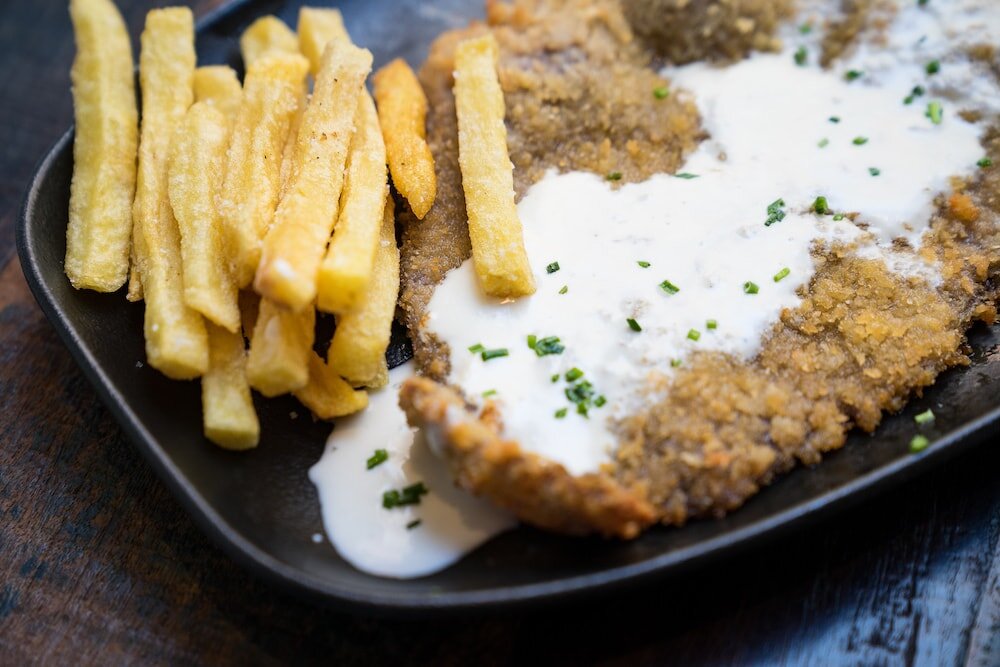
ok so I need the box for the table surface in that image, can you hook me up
[1,1,998,664]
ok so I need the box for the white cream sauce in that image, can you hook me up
[312,0,998,579]
[308,363,514,579]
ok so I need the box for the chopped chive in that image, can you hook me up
[565,368,584,382]
[546,261,560,274]
[481,348,509,361]
[627,318,642,332]
[844,69,863,81]
[406,519,422,530]
[383,482,428,509]
[468,343,485,354]
[594,395,607,407]
[978,157,993,168]
[527,334,537,349]
[555,407,568,419]
[794,46,807,66]
[558,285,568,294]
[576,403,589,417]
[799,22,812,34]
[551,373,560,383]
[637,260,651,268]
[687,329,701,342]
[812,196,830,215]
[833,213,846,221]
[904,85,925,105]
[914,408,935,425]
[925,59,940,75]
[909,434,930,453]
[366,449,388,470]
[765,198,786,226]
[829,116,841,123]
[659,279,680,294]
[869,167,881,176]
[706,319,718,330]
[818,138,829,148]
[653,85,669,99]
[926,101,943,125]
[853,136,869,145]
[744,281,760,294]
[533,336,564,356]
[773,267,791,282]
[670,358,682,368]
[482,389,497,398]
[674,172,699,179]
[607,171,623,181]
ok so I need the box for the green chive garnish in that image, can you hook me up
[659,279,680,294]
[468,343,485,354]
[812,196,830,214]
[818,138,829,148]
[481,348,509,361]
[765,198,786,226]
[594,396,607,407]
[926,101,943,125]
[533,336,564,356]
[555,408,568,419]
[773,267,791,282]
[706,319,717,330]
[914,409,935,425]
[909,434,930,453]
[674,173,699,179]
[794,46,807,66]
[653,85,669,99]
[637,260,651,268]
[627,318,641,332]
[799,23,812,34]
[565,368,584,382]
[869,167,881,176]
[527,334,537,349]
[366,449,388,470]
[687,329,701,342]
[925,59,940,75]
[558,285,568,294]
[546,261,560,274]
[844,69,863,81]
[904,85,925,105]
[406,519,422,530]
[978,157,993,168]
[607,171,623,181]
[853,136,869,145]
[551,373,560,383]
[670,359,682,368]
[482,389,497,398]
[383,482,428,509]
[744,281,759,294]
[829,116,841,123]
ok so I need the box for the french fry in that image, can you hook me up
[279,92,306,195]
[168,102,240,333]
[246,298,315,397]
[239,15,299,67]
[373,58,436,219]
[132,8,207,379]
[454,34,535,298]
[203,323,259,450]
[220,53,310,288]
[316,92,387,314]
[328,196,399,386]
[294,352,368,420]
[65,0,138,293]
[297,7,348,76]
[193,65,242,120]
[254,41,373,312]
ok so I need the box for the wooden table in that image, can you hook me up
[1,1,997,664]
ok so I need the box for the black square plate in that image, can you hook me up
[16,0,1000,615]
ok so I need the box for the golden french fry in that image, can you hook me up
[294,352,368,420]
[220,53,310,288]
[167,102,240,333]
[65,0,138,293]
[133,8,207,379]
[239,15,299,67]
[316,92,387,314]
[297,7,348,76]
[193,65,242,120]
[366,358,389,391]
[254,41,373,312]
[454,34,535,298]
[279,92,306,195]
[328,197,399,386]
[373,58,436,219]
[246,298,315,397]
[203,323,259,450]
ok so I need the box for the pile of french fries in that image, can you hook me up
[65,0,442,450]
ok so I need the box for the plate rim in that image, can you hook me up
[14,0,1000,617]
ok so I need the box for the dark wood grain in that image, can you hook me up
[0,1,997,665]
